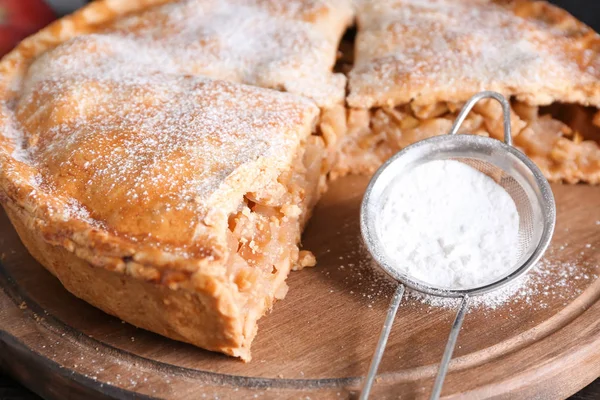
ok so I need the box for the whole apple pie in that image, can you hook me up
[0,0,599,360]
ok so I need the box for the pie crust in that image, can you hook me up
[348,0,600,109]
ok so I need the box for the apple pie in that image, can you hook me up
[1,0,600,361]
[338,0,600,183]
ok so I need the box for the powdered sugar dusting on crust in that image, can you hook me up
[349,0,600,108]
[1,104,30,163]
[101,0,351,107]
[10,33,318,241]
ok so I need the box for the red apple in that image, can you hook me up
[0,0,56,56]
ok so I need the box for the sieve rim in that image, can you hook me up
[360,134,556,298]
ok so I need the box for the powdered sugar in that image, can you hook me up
[379,160,520,290]
[322,225,598,313]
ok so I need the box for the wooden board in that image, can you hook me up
[1,176,600,399]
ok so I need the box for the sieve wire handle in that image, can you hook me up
[359,284,405,400]
[429,295,470,400]
[448,91,512,146]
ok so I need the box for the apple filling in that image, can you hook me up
[333,100,600,184]
[223,135,325,347]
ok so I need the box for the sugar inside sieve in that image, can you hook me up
[359,92,556,399]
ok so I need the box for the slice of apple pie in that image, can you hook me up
[338,0,600,184]
[0,0,333,361]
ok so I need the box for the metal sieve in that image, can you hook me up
[359,91,556,399]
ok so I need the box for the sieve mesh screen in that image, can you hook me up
[454,157,536,274]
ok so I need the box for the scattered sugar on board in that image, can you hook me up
[409,250,598,312]
[328,220,597,312]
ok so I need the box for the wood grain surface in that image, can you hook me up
[1,176,600,399]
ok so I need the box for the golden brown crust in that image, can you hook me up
[0,0,171,87]
[1,87,318,360]
[348,0,600,109]
[3,200,251,359]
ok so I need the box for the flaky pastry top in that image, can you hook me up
[348,0,600,109]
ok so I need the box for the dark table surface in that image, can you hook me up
[0,373,599,400]
[1,0,600,399]
[1,374,598,399]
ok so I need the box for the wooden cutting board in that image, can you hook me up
[1,176,599,399]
